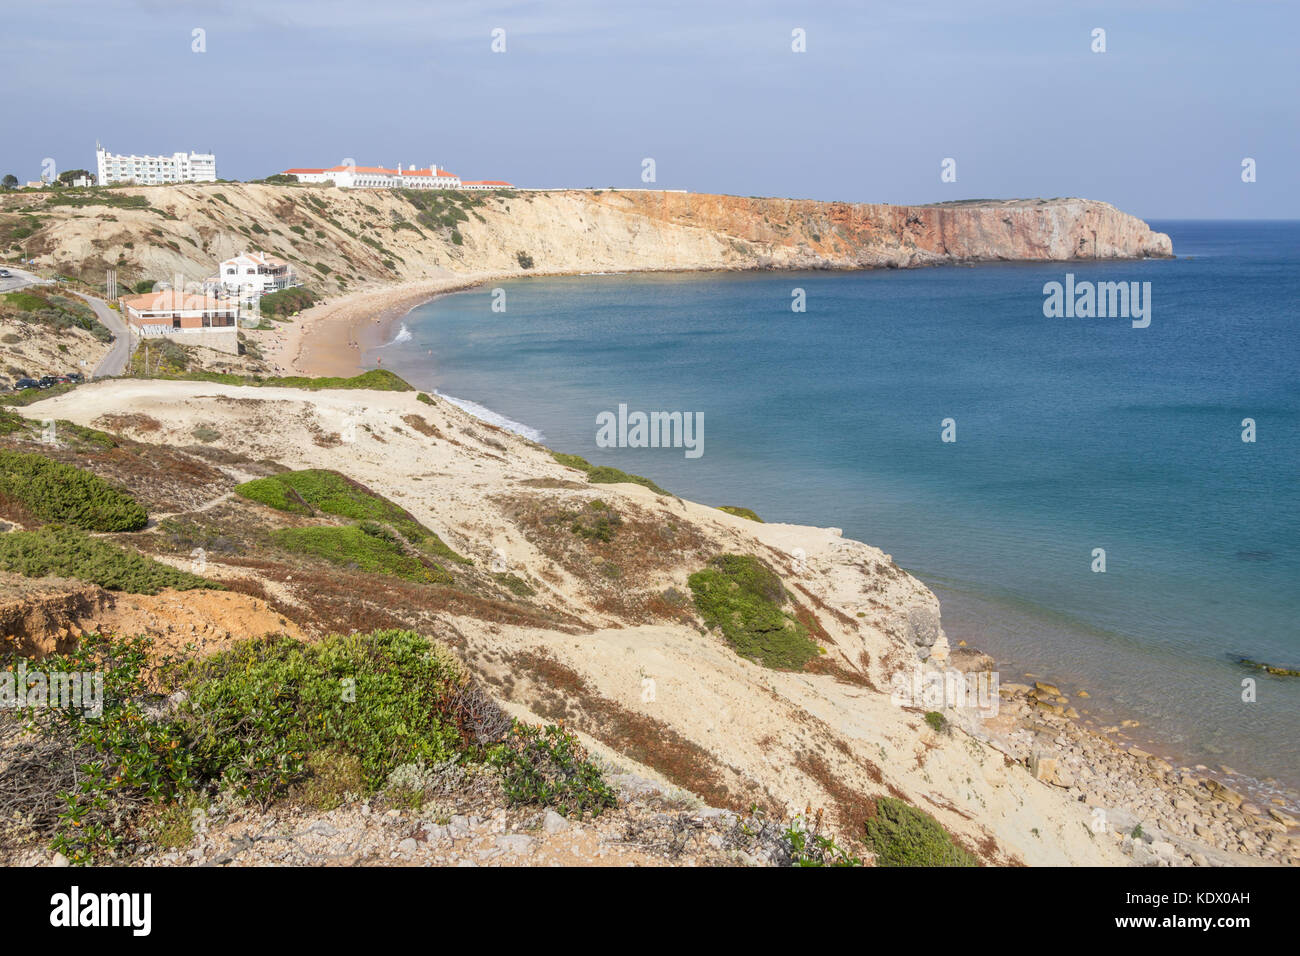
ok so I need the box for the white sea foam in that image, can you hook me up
[380,322,413,346]
[436,391,545,443]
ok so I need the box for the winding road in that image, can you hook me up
[76,292,132,379]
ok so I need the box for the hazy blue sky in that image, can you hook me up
[3,0,1295,218]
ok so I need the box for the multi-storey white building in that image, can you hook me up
[211,251,299,296]
[96,143,217,185]
[281,163,510,191]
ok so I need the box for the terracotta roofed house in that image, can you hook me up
[118,288,240,355]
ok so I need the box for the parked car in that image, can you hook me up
[37,376,59,389]
[0,270,12,278]
[67,372,84,383]
[14,378,39,391]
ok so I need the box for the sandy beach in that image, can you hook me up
[272,274,508,377]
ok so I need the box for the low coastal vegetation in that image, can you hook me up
[0,524,216,593]
[863,797,978,867]
[687,554,819,670]
[5,629,616,864]
[271,523,452,584]
[1,289,111,341]
[258,286,316,317]
[717,505,763,522]
[128,343,413,392]
[235,468,468,565]
[551,451,670,496]
[0,448,147,531]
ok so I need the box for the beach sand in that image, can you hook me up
[275,274,505,377]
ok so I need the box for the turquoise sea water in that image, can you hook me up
[374,221,1300,793]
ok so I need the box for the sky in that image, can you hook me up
[2,0,1296,219]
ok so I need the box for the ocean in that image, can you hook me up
[373,220,1300,794]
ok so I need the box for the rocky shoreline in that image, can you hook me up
[932,646,1299,866]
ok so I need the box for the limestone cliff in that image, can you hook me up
[1,185,1171,291]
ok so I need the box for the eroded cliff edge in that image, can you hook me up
[3,186,1171,288]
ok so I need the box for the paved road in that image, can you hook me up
[77,292,132,379]
[0,265,47,293]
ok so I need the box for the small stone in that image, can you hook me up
[398,838,418,855]
[496,834,535,855]
[542,810,570,834]
[52,853,69,868]
[1029,751,1059,784]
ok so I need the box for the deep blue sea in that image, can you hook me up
[374,221,1300,793]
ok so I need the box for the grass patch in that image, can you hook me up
[128,349,414,392]
[717,506,763,522]
[495,572,535,597]
[863,797,979,867]
[687,554,818,670]
[0,524,217,593]
[0,449,147,531]
[271,524,452,583]
[236,469,468,564]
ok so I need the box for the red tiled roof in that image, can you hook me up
[317,164,459,178]
[120,290,238,315]
[283,168,324,175]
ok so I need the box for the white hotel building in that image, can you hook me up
[282,163,512,191]
[96,143,217,185]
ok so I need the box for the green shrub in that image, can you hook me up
[495,573,535,597]
[493,723,617,817]
[0,524,217,593]
[27,630,479,860]
[272,524,451,583]
[176,631,469,802]
[238,469,467,563]
[687,554,818,670]
[717,506,763,522]
[0,450,147,531]
[924,711,948,733]
[863,797,979,867]
[568,500,622,542]
[259,286,317,317]
[550,451,670,496]
[20,628,616,862]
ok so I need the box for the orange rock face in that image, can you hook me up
[593,193,1173,269]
